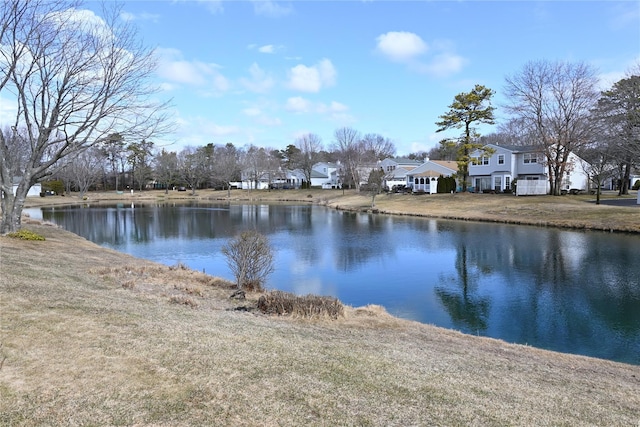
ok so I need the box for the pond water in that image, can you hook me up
[28,202,640,365]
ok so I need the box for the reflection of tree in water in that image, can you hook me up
[333,212,398,272]
[435,245,491,333]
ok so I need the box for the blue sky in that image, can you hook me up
[109,1,638,155]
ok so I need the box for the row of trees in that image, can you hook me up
[39,127,397,199]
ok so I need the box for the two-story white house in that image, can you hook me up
[405,159,458,194]
[468,144,589,195]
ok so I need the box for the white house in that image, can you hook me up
[380,157,423,190]
[405,160,458,194]
[310,162,340,188]
[468,144,589,195]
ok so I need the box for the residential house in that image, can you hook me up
[310,162,340,188]
[237,168,305,190]
[405,159,458,194]
[380,157,423,190]
[468,144,589,195]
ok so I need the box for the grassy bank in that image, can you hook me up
[1,190,639,425]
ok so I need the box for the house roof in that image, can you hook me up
[413,169,449,177]
[491,144,540,153]
[431,160,458,170]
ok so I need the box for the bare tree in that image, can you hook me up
[212,143,241,197]
[0,0,170,233]
[361,133,396,161]
[503,60,599,195]
[178,147,208,195]
[332,127,364,191]
[294,133,323,188]
[241,145,276,191]
[221,230,275,292]
[60,147,106,198]
[366,167,387,208]
[154,149,178,194]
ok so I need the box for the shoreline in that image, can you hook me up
[25,188,640,234]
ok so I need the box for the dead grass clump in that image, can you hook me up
[257,290,344,319]
[169,295,198,308]
[174,283,204,297]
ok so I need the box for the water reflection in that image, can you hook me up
[34,202,640,364]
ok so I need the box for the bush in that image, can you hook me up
[6,229,45,241]
[632,180,640,191]
[221,230,274,291]
[257,290,344,319]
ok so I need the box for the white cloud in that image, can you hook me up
[285,96,312,113]
[421,53,466,77]
[239,63,274,93]
[243,107,262,117]
[376,33,466,78]
[376,31,428,62]
[287,58,336,92]
[285,97,353,123]
[195,0,224,14]
[258,44,275,53]
[119,11,160,23]
[252,0,293,17]
[155,48,230,93]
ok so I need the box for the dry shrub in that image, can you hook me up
[257,290,344,319]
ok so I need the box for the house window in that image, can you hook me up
[524,153,538,164]
[498,154,505,165]
[505,177,511,190]
[470,157,479,165]
[481,156,489,165]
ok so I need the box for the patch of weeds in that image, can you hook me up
[257,290,344,319]
[6,229,45,241]
[169,262,189,271]
[121,280,136,290]
[174,284,204,297]
[169,295,198,308]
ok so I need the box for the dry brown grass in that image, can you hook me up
[257,290,344,319]
[1,223,639,426]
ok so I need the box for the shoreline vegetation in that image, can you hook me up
[2,189,639,425]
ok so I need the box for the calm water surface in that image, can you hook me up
[30,202,640,364]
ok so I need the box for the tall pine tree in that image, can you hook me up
[436,85,495,192]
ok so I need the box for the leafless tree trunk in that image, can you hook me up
[0,0,170,233]
[295,133,323,188]
[213,143,241,197]
[59,147,106,198]
[332,127,364,191]
[503,60,599,195]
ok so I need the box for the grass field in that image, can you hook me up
[1,189,639,426]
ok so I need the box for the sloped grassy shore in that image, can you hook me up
[1,189,638,426]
